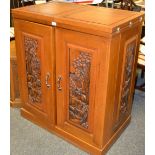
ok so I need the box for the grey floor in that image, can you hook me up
[10,90,144,155]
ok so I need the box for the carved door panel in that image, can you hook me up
[14,19,55,123]
[56,28,109,146]
[113,27,140,130]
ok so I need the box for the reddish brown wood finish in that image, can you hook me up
[56,28,109,148]
[12,2,144,155]
[14,19,55,125]
[10,40,22,107]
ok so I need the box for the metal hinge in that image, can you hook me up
[116,27,120,33]
[51,21,57,27]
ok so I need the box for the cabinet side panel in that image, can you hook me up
[112,23,142,131]
[101,23,142,151]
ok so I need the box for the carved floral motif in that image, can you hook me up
[120,42,135,114]
[24,36,41,103]
[69,52,91,129]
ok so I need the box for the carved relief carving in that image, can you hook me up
[120,42,135,114]
[24,36,41,103]
[69,52,91,129]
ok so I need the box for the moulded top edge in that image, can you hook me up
[11,2,85,22]
[12,2,144,35]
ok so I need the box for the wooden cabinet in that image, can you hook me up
[12,2,144,155]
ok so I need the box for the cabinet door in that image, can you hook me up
[14,19,55,124]
[55,28,109,147]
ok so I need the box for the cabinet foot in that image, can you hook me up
[10,98,22,108]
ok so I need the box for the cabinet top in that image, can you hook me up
[12,2,144,36]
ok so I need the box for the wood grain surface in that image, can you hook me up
[12,2,144,154]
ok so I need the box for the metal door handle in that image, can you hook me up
[57,75,62,91]
[45,72,51,89]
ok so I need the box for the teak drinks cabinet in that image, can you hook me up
[12,2,144,154]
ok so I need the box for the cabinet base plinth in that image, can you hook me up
[21,108,131,155]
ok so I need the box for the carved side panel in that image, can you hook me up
[69,51,92,129]
[24,36,42,104]
[119,41,136,117]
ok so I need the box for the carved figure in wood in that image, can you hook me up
[24,36,42,103]
[120,42,135,115]
[69,52,92,129]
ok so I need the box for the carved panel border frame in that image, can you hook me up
[65,43,97,132]
[24,35,42,104]
[118,36,138,122]
[22,33,45,112]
